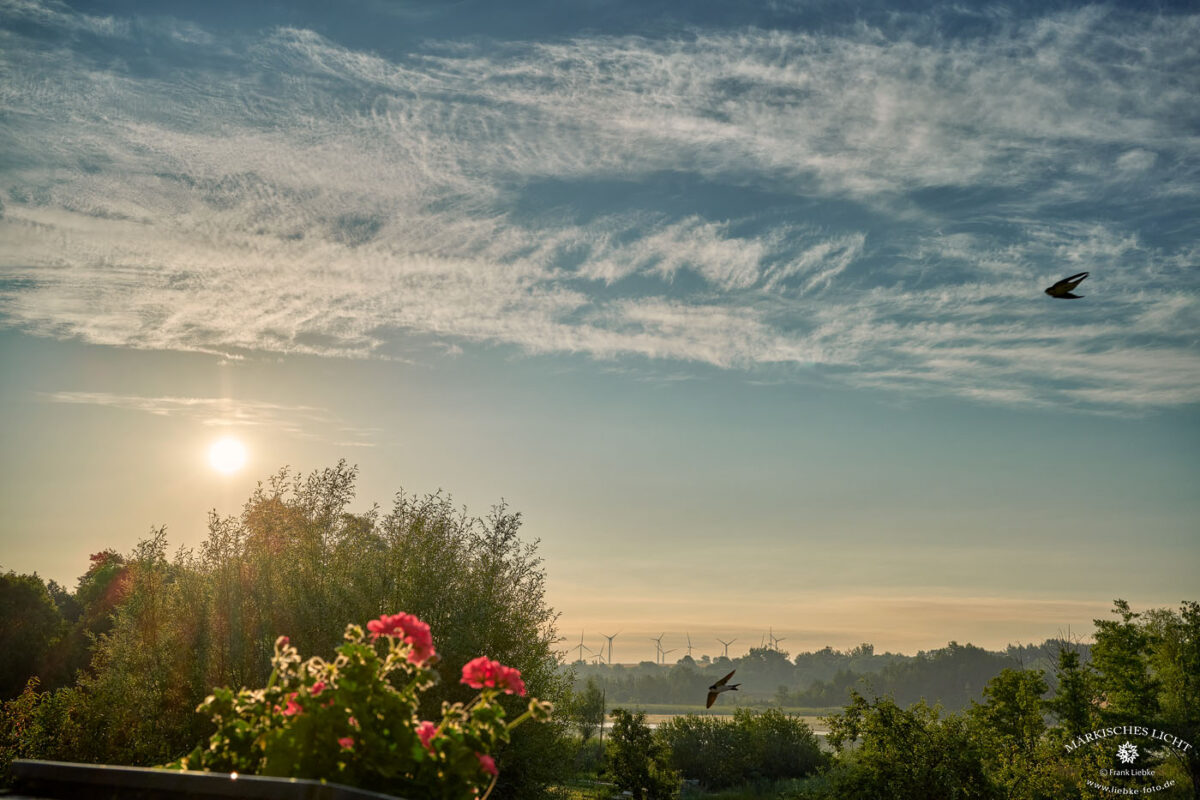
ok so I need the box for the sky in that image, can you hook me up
[1,0,1197,664]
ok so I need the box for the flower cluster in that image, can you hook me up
[460,656,527,696]
[366,612,436,664]
[174,613,551,800]
[416,720,438,753]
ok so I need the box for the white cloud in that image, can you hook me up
[0,2,1197,411]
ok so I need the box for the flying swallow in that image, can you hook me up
[706,670,740,708]
[1045,271,1089,299]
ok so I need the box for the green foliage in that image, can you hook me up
[176,619,551,800]
[1046,647,1095,739]
[568,677,606,742]
[967,669,1076,800]
[0,572,64,700]
[74,549,128,637]
[813,602,1200,800]
[969,669,1048,756]
[678,776,828,800]
[0,679,45,783]
[656,713,743,790]
[14,529,211,766]
[1091,600,1160,726]
[607,708,680,800]
[822,691,993,800]
[657,709,824,789]
[1122,601,1200,798]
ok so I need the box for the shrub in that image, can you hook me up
[174,613,552,800]
[607,708,680,800]
[822,691,992,800]
[657,709,824,789]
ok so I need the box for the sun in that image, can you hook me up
[208,436,247,474]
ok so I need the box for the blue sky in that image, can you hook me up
[1,0,1197,661]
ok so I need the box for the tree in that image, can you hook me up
[823,691,993,800]
[607,709,679,800]
[970,669,1047,757]
[968,669,1073,800]
[1142,602,1200,800]
[0,572,64,700]
[568,677,606,743]
[1046,647,1095,740]
[1090,600,1159,726]
[73,550,128,638]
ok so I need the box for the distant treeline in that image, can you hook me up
[569,638,1088,711]
[566,599,1199,799]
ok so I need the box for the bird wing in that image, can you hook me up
[706,691,718,709]
[713,669,736,688]
[1050,272,1088,291]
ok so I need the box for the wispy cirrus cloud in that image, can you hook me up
[43,391,379,447]
[1,1,1197,411]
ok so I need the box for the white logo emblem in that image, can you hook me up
[1116,742,1139,764]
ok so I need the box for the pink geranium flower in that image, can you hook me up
[310,681,326,697]
[366,613,437,664]
[460,657,526,696]
[416,720,437,753]
[278,692,302,717]
[475,752,498,776]
[338,737,355,749]
[461,656,495,689]
[496,665,526,697]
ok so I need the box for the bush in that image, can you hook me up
[657,709,824,789]
[608,708,680,800]
[176,613,551,800]
[822,692,993,800]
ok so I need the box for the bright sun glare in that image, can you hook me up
[208,437,247,474]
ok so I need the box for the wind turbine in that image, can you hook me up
[770,628,787,652]
[600,632,619,665]
[717,638,736,659]
[685,633,695,659]
[573,631,589,663]
[650,633,665,664]
[662,647,678,663]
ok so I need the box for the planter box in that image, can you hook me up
[8,759,402,800]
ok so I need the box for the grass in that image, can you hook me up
[679,777,830,800]
[549,776,831,800]
[546,778,613,800]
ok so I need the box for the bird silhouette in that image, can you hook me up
[1045,271,1089,299]
[706,669,740,708]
